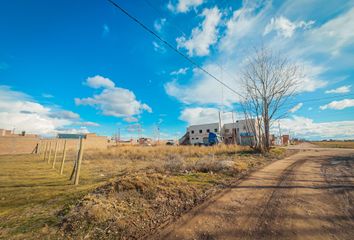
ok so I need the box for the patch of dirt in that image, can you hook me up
[59,149,296,240]
[155,147,354,240]
[60,173,217,239]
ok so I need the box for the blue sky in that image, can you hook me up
[0,0,353,140]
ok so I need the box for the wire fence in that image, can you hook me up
[39,138,84,185]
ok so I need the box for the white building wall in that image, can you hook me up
[188,123,220,145]
[185,119,258,146]
[223,119,257,145]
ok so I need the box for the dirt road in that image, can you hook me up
[155,144,354,240]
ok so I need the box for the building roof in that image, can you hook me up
[188,122,220,128]
[57,133,87,139]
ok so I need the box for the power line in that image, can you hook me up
[141,0,244,101]
[141,0,186,36]
[107,0,245,100]
[108,0,353,112]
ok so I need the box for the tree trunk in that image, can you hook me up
[263,106,270,151]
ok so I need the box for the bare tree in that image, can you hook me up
[241,47,302,152]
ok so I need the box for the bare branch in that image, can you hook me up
[240,47,302,152]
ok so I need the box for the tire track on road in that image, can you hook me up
[251,159,306,239]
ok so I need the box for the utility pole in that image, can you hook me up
[231,111,237,145]
[278,120,282,145]
[138,124,141,139]
[157,124,160,144]
[118,128,120,145]
[218,110,222,139]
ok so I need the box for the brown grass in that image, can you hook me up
[0,145,288,239]
[311,141,354,149]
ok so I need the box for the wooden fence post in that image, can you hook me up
[37,141,42,154]
[43,141,48,162]
[74,137,84,185]
[69,159,77,181]
[37,140,41,154]
[60,140,67,175]
[52,140,59,169]
[47,141,52,164]
[35,142,39,154]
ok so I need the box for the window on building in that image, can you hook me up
[214,128,218,132]
[191,130,194,134]
[206,129,210,133]
[196,137,199,140]
[192,138,194,140]
[199,129,202,133]
[225,129,230,133]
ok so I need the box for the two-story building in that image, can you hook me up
[181,119,258,146]
[187,123,221,145]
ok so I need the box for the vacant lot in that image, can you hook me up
[312,141,354,149]
[0,145,289,239]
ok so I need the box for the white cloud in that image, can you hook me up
[166,1,324,105]
[78,121,100,127]
[141,103,152,113]
[154,18,166,32]
[179,107,237,125]
[219,0,271,52]
[123,116,139,123]
[307,7,354,56]
[170,67,189,76]
[278,116,354,140]
[264,16,314,38]
[167,0,204,13]
[49,110,80,120]
[0,86,78,135]
[126,123,141,133]
[57,127,89,134]
[76,76,152,118]
[165,62,242,106]
[297,62,327,92]
[42,93,54,98]
[320,99,354,110]
[289,103,303,113]
[176,7,221,56]
[152,41,166,53]
[325,85,351,94]
[102,24,110,36]
[85,75,115,89]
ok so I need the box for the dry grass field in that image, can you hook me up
[0,145,289,239]
[311,141,354,149]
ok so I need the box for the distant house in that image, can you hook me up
[0,129,13,136]
[271,134,290,146]
[0,128,40,155]
[180,119,258,146]
[138,137,152,146]
[187,123,220,145]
